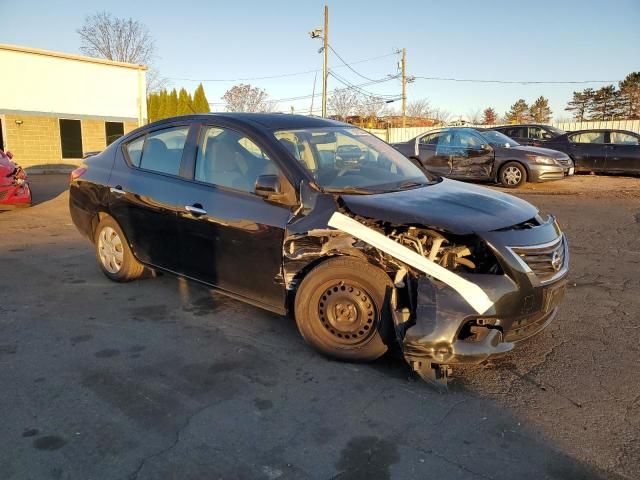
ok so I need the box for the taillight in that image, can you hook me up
[70,167,87,182]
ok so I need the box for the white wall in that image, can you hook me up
[0,46,146,122]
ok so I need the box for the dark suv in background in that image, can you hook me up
[492,124,566,146]
[392,127,573,188]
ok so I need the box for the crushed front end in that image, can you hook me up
[388,214,568,385]
[0,153,32,210]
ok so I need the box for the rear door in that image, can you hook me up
[173,123,292,311]
[567,131,607,171]
[449,130,494,179]
[108,122,195,271]
[417,131,454,176]
[604,131,640,174]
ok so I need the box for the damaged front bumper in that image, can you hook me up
[391,222,568,383]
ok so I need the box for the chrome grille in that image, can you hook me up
[556,157,572,167]
[509,235,567,283]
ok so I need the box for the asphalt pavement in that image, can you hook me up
[0,174,638,479]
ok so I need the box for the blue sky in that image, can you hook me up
[2,0,639,120]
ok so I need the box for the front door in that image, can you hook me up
[449,130,494,179]
[108,123,193,272]
[604,131,640,174]
[417,131,454,176]
[174,125,292,311]
[567,131,608,172]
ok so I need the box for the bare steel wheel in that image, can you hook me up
[317,281,377,345]
[500,162,527,188]
[94,216,144,282]
[97,226,123,274]
[294,257,393,361]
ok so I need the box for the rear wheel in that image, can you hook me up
[294,257,393,362]
[499,161,527,188]
[94,216,144,282]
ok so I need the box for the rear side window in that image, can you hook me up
[125,126,189,175]
[126,137,144,166]
[569,132,605,144]
[610,132,639,145]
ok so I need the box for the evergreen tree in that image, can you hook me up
[192,83,211,113]
[147,92,160,123]
[481,107,497,125]
[565,88,594,121]
[589,85,619,120]
[156,89,168,120]
[529,96,552,123]
[505,99,530,123]
[619,72,640,119]
[177,88,193,115]
[167,88,179,118]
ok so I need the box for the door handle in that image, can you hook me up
[185,204,207,216]
[110,186,126,195]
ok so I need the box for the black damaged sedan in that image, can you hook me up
[69,114,568,385]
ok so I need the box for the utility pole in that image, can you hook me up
[322,5,329,118]
[401,48,407,128]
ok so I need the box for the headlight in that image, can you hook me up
[527,155,557,165]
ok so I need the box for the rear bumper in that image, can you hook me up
[528,164,574,182]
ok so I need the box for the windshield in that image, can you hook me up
[479,130,520,148]
[274,127,433,193]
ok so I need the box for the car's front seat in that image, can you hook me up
[204,140,246,189]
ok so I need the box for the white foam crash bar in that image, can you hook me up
[327,212,494,315]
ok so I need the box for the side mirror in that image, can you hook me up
[542,133,552,140]
[255,174,281,198]
[479,144,492,152]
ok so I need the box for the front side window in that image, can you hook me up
[125,126,189,175]
[59,119,83,158]
[274,127,430,193]
[610,132,639,145]
[570,131,605,144]
[454,131,483,149]
[480,130,519,147]
[420,131,452,147]
[195,126,275,193]
[528,127,546,139]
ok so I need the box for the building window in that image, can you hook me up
[59,119,83,158]
[105,122,125,146]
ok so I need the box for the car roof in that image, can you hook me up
[144,113,348,131]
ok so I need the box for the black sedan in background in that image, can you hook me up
[542,129,640,175]
[392,127,573,188]
[68,113,568,385]
[492,124,566,146]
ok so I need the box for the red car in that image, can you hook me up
[0,150,32,209]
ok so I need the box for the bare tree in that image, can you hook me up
[222,84,276,112]
[432,108,452,125]
[328,88,359,120]
[406,99,432,118]
[466,108,483,125]
[77,12,167,92]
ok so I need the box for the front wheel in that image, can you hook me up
[499,162,527,188]
[294,257,393,362]
[94,216,144,282]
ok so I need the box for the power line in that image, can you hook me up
[168,52,398,82]
[328,70,399,99]
[413,76,620,85]
[327,44,396,83]
[267,76,400,104]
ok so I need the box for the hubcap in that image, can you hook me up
[503,166,522,185]
[98,226,124,274]
[317,282,376,345]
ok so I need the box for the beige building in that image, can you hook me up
[0,43,147,170]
